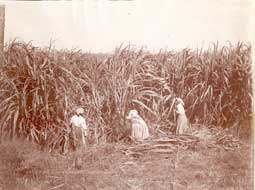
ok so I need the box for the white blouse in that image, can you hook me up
[70,115,87,130]
[176,103,185,115]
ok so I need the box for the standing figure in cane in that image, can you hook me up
[70,107,88,149]
[67,107,88,169]
[175,98,188,135]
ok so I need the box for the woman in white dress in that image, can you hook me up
[126,110,149,141]
[175,98,188,135]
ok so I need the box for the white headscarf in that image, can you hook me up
[76,107,84,115]
[175,98,185,106]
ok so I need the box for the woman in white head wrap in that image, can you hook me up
[175,98,188,135]
[70,107,88,147]
[126,110,149,141]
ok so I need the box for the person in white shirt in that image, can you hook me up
[175,98,188,135]
[70,108,88,147]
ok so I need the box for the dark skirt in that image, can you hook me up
[63,126,86,153]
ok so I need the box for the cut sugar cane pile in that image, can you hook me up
[0,41,253,190]
[123,127,243,157]
[123,135,199,157]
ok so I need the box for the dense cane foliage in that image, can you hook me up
[0,41,252,150]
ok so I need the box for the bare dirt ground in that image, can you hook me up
[0,126,253,190]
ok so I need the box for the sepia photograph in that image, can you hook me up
[0,0,254,189]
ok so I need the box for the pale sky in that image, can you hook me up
[1,0,254,53]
